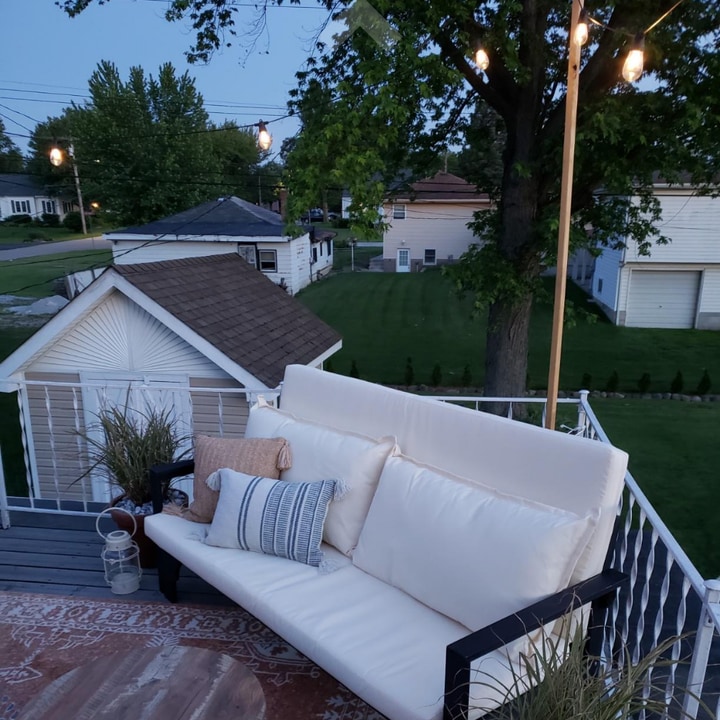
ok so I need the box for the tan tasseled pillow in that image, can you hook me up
[184,435,292,523]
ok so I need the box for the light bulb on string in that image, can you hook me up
[622,33,645,82]
[257,121,272,151]
[474,48,490,71]
[574,7,589,46]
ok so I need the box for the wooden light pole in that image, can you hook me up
[545,0,583,430]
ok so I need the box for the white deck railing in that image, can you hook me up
[1,381,718,718]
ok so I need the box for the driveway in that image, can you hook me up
[0,236,112,261]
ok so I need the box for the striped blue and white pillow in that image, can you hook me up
[205,468,337,567]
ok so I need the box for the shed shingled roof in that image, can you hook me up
[115,196,286,238]
[114,254,341,387]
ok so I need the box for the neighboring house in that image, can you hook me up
[106,196,333,295]
[592,182,720,329]
[0,253,342,504]
[381,171,491,272]
[0,174,74,222]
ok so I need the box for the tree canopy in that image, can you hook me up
[59,0,720,400]
[27,60,265,225]
[0,119,24,174]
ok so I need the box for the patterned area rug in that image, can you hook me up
[0,591,386,720]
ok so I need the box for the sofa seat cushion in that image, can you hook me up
[353,455,598,632]
[244,402,396,556]
[145,513,530,720]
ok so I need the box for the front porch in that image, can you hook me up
[1,384,719,719]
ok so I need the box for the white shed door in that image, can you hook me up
[626,271,700,328]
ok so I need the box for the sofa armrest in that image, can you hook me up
[443,568,628,720]
[149,459,195,514]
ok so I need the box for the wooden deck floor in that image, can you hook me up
[0,509,233,605]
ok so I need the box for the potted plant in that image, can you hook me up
[78,401,190,568]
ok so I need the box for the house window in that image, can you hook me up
[597,278,604,293]
[63,201,74,214]
[393,204,406,220]
[42,200,56,214]
[258,249,277,272]
[424,249,437,266]
[11,200,31,214]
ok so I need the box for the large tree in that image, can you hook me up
[0,119,24,173]
[59,0,719,398]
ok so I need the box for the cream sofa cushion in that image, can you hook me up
[244,402,396,556]
[353,454,598,631]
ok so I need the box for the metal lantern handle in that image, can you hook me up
[95,506,137,540]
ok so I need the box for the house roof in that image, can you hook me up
[390,171,489,202]
[113,254,342,387]
[0,254,341,390]
[0,173,46,198]
[112,196,287,238]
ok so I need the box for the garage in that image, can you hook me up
[626,270,700,328]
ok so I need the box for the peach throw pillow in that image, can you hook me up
[184,435,291,523]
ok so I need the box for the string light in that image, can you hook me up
[574,7,589,46]
[257,120,272,151]
[622,33,645,83]
[474,48,490,71]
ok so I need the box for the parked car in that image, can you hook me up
[301,208,324,222]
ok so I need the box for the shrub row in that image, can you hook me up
[580,369,713,395]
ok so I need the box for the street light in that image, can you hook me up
[48,142,88,235]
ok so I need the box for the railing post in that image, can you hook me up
[682,578,720,720]
[578,389,589,435]
[0,445,10,529]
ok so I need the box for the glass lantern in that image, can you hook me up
[96,508,142,595]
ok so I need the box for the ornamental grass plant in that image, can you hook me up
[78,401,189,506]
[471,622,713,720]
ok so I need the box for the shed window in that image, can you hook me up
[424,249,437,265]
[393,204,406,220]
[597,278,603,293]
[259,249,277,272]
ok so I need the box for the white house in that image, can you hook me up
[592,182,720,329]
[382,171,492,272]
[0,253,342,505]
[0,174,74,222]
[106,196,333,296]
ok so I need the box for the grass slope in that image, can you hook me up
[298,271,720,393]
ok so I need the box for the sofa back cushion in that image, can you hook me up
[244,403,396,556]
[352,454,598,631]
[278,365,628,585]
[185,435,291,523]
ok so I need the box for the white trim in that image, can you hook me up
[106,233,291,243]
[311,341,343,369]
[18,386,40,499]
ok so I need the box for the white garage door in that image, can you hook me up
[626,271,700,328]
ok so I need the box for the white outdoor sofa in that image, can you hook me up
[146,364,629,720]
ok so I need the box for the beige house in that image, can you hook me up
[382,172,491,272]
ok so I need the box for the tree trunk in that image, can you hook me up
[483,293,533,415]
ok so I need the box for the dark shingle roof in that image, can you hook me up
[114,254,341,387]
[392,171,489,202]
[0,174,45,198]
[115,196,286,238]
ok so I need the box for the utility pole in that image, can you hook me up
[69,144,87,235]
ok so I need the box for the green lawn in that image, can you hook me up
[0,250,112,297]
[298,272,720,393]
[591,399,720,578]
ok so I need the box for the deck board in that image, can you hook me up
[0,510,233,606]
